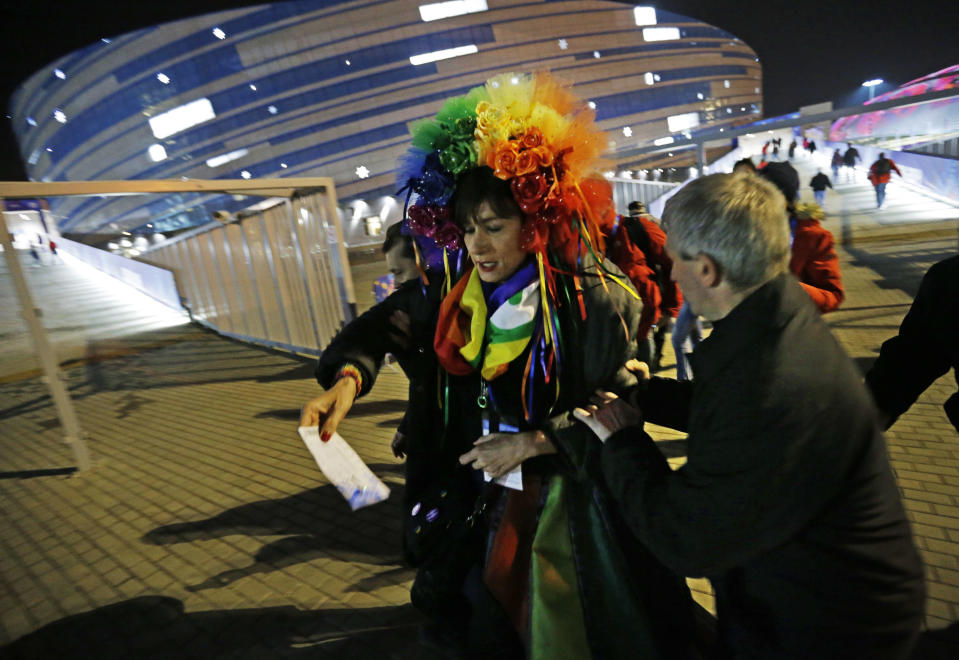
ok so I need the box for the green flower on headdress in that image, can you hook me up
[448,116,476,142]
[439,140,477,176]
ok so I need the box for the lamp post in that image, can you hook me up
[862,78,884,102]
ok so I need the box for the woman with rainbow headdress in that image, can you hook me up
[301,72,696,657]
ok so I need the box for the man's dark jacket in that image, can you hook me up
[809,172,832,192]
[866,254,959,431]
[601,273,925,659]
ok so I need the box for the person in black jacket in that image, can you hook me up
[866,254,959,432]
[574,172,925,659]
[809,169,832,206]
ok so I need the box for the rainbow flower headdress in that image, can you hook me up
[396,71,619,268]
[396,72,636,424]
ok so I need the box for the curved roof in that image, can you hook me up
[10,0,760,240]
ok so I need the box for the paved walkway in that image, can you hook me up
[2,224,959,657]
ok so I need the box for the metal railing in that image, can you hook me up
[0,177,353,471]
[147,191,355,356]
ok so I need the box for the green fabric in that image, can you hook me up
[567,478,668,659]
[530,475,590,660]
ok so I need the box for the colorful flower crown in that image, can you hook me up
[396,72,615,265]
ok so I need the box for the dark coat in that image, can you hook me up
[601,273,925,659]
[866,254,959,431]
[317,276,467,506]
[317,257,697,657]
[809,172,832,191]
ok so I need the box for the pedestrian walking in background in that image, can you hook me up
[831,148,843,180]
[810,170,833,206]
[788,139,797,159]
[671,300,702,381]
[620,201,683,372]
[842,143,861,182]
[868,152,903,208]
[759,162,845,313]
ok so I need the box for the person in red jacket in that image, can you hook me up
[758,162,844,313]
[868,153,903,209]
[606,214,660,365]
[624,201,683,370]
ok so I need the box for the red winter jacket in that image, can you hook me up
[632,216,683,318]
[607,222,661,338]
[789,216,844,313]
[868,158,902,185]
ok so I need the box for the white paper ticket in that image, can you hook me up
[298,427,391,510]
[484,466,523,491]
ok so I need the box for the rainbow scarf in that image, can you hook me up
[435,260,540,381]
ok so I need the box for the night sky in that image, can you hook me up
[1,0,956,180]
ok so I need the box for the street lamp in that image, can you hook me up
[862,78,884,101]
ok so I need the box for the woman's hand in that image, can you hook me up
[458,430,555,478]
[299,377,357,441]
[573,390,643,443]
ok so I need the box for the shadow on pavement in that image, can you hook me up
[0,466,77,480]
[845,243,957,300]
[253,360,317,383]
[1,596,436,659]
[142,478,409,592]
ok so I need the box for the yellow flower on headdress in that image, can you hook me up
[485,73,535,121]
[528,104,569,148]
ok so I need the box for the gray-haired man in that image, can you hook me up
[575,173,924,659]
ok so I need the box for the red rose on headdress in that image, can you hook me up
[432,205,450,224]
[520,128,544,150]
[511,171,549,215]
[536,201,571,226]
[407,203,437,237]
[434,221,463,251]
[491,141,520,179]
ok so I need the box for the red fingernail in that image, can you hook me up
[320,431,330,442]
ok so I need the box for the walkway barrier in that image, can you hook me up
[610,179,678,215]
[0,177,353,471]
[146,191,354,357]
[56,235,182,311]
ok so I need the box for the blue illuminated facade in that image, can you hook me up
[10,0,761,240]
